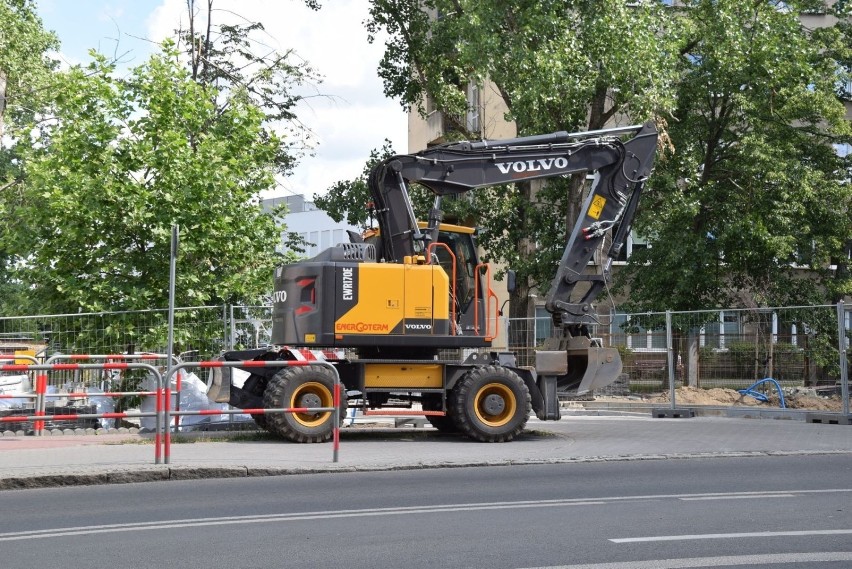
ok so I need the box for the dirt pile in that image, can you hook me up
[646,386,845,412]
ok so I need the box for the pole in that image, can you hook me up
[166,225,178,455]
[838,301,849,416]
[666,310,676,410]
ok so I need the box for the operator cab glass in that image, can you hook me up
[433,230,478,313]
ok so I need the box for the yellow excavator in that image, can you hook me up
[209,122,659,442]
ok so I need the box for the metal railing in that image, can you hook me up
[0,362,166,462]
[161,359,341,464]
[0,359,343,465]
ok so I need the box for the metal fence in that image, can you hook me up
[506,303,850,398]
[0,306,228,361]
[1,302,849,400]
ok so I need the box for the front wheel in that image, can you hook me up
[450,366,530,442]
[262,366,347,443]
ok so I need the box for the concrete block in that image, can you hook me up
[651,407,696,419]
[805,413,852,425]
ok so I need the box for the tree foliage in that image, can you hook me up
[0,0,58,313]
[361,0,677,317]
[179,0,322,176]
[0,1,327,317]
[351,0,851,317]
[617,0,852,311]
[0,0,58,134]
[5,44,283,313]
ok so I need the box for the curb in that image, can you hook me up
[2,449,851,491]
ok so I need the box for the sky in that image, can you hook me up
[35,0,409,200]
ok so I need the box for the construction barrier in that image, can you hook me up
[0,363,166,464]
[163,360,342,464]
[1,354,43,433]
[43,353,180,435]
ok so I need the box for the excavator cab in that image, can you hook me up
[361,221,494,340]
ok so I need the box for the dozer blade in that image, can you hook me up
[205,366,232,403]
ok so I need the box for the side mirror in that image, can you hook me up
[506,269,517,294]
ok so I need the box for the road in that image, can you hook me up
[0,454,849,568]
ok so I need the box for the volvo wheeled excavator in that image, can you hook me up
[208,121,659,443]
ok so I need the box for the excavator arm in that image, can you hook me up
[368,122,659,332]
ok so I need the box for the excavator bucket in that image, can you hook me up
[537,338,623,396]
[568,346,623,395]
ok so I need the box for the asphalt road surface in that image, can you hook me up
[0,454,849,569]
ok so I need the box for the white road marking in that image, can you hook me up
[679,494,795,501]
[610,529,852,543]
[516,552,852,568]
[0,500,606,541]
[0,488,848,542]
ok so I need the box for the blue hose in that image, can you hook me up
[738,378,786,408]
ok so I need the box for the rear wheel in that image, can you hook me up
[263,366,347,443]
[450,366,530,442]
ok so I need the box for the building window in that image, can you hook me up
[612,227,651,262]
[699,311,741,350]
[533,306,553,345]
[611,312,666,352]
[467,83,480,134]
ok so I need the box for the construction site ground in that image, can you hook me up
[599,385,847,412]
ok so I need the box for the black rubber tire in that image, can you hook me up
[262,366,348,443]
[421,394,458,434]
[449,365,530,442]
[242,373,268,429]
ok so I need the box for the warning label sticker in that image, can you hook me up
[588,195,607,220]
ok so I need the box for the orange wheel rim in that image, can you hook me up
[289,381,333,427]
[473,382,516,427]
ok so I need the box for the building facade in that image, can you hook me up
[263,194,361,258]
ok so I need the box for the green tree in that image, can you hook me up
[0,0,57,138]
[178,0,322,178]
[6,44,284,313]
[0,0,58,313]
[314,139,397,227]
[617,0,852,312]
[358,0,678,319]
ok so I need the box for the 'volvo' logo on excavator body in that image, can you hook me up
[494,157,570,175]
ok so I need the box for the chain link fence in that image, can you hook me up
[1,303,849,400]
[505,304,849,401]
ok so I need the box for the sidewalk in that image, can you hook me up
[1,413,850,490]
